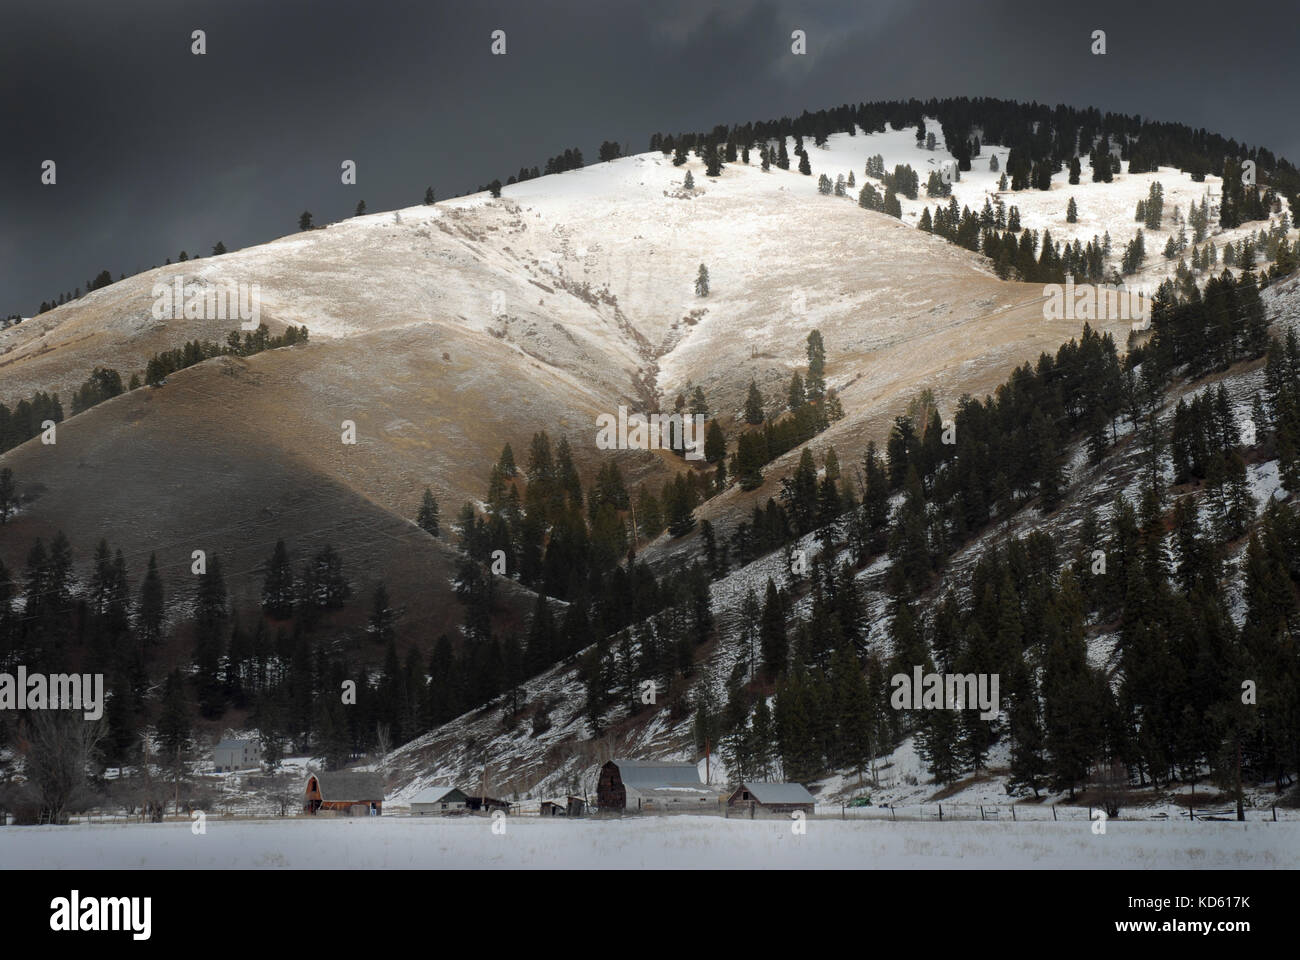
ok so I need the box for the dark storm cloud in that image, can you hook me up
[1,0,1296,316]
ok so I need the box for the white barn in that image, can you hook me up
[213,738,262,772]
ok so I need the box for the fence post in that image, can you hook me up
[841,803,845,821]
[938,803,943,822]
[890,804,896,822]
[1052,804,1057,821]
[1273,805,1277,822]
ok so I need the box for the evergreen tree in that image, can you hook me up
[744,379,765,424]
[261,540,295,619]
[0,468,14,525]
[367,582,396,644]
[759,579,787,679]
[805,330,827,400]
[695,263,710,297]
[417,488,440,536]
[137,553,164,647]
[787,371,806,411]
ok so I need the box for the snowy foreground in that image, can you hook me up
[3,816,1295,869]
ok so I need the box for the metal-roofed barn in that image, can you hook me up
[727,781,815,815]
[303,771,385,816]
[409,786,468,815]
[597,758,725,813]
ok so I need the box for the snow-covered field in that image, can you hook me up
[3,816,1293,869]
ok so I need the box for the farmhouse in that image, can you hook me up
[303,771,384,816]
[409,786,468,815]
[596,758,725,813]
[727,781,816,815]
[212,738,261,772]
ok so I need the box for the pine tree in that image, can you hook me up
[759,579,787,679]
[156,669,191,757]
[261,540,295,619]
[0,468,14,525]
[787,371,806,411]
[367,582,396,643]
[424,186,435,205]
[137,552,164,646]
[704,420,726,464]
[805,330,826,400]
[299,211,313,231]
[417,488,440,536]
[695,263,710,297]
[1041,572,1101,798]
[744,379,765,424]
[1066,197,1078,223]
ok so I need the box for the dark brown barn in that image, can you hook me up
[303,771,385,816]
[597,758,722,812]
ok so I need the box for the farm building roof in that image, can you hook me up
[740,782,815,804]
[306,771,385,801]
[410,785,466,804]
[609,759,701,788]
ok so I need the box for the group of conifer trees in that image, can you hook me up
[697,318,1299,798]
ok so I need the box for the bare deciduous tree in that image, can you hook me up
[19,713,105,824]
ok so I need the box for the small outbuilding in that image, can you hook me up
[464,794,510,814]
[727,781,815,815]
[539,800,567,817]
[410,786,469,815]
[303,771,385,816]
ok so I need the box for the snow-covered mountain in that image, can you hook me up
[3,114,1296,813]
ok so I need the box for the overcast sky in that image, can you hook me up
[2,0,1297,316]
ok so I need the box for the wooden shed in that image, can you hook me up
[539,800,566,817]
[727,781,815,815]
[464,794,510,814]
[303,771,384,816]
